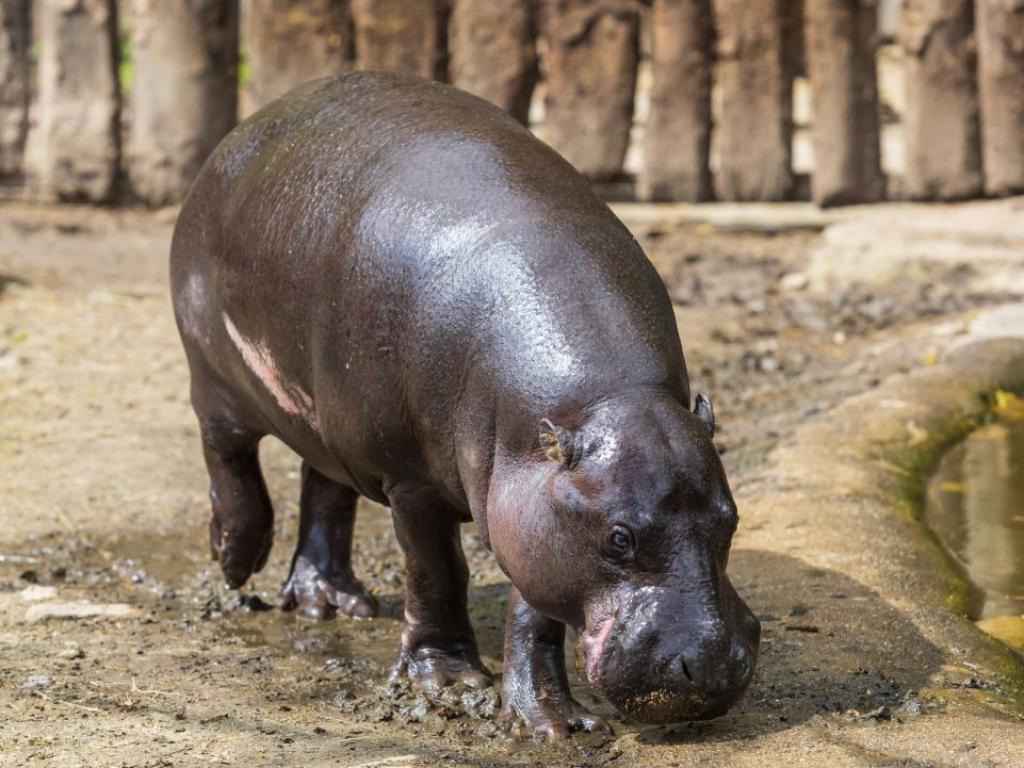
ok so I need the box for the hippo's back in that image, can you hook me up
[171,71,686,502]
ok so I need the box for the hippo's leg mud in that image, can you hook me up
[501,587,611,740]
[279,464,377,620]
[388,487,492,692]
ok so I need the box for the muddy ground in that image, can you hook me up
[1,198,1023,767]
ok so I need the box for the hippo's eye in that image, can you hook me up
[604,525,635,560]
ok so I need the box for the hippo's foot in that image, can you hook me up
[500,586,612,740]
[209,509,273,590]
[502,689,611,741]
[389,641,493,693]
[279,554,377,620]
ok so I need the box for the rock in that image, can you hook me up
[25,601,136,622]
[19,674,52,689]
[19,585,57,602]
[965,303,1024,343]
[975,615,1024,653]
[900,698,922,716]
[779,272,810,292]
[862,705,892,721]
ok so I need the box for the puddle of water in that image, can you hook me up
[925,416,1024,653]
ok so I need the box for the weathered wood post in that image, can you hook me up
[712,0,795,201]
[539,0,640,181]
[639,0,714,202]
[804,0,884,206]
[351,0,441,79]
[243,0,351,117]
[129,0,239,206]
[975,0,1024,196]
[35,0,120,202]
[448,0,536,124]
[0,0,30,180]
[900,0,982,200]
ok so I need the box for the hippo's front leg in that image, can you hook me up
[501,586,611,740]
[388,487,492,691]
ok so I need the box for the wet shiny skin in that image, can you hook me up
[170,71,759,738]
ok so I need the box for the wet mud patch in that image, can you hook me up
[3,520,956,764]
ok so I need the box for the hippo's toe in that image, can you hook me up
[279,554,377,620]
[388,644,493,693]
[501,695,612,741]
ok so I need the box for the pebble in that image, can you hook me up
[779,272,810,292]
[19,585,58,602]
[19,675,52,689]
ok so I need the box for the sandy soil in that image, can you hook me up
[1,198,1022,767]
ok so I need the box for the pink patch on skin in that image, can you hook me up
[223,313,318,429]
[583,613,616,686]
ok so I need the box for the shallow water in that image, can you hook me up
[925,417,1024,652]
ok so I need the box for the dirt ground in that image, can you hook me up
[1,198,1023,767]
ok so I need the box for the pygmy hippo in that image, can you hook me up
[170,71,759,738]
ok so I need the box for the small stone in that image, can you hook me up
[779,272,809,292]
[863,705,891,721]
[20,674,52,689]
[19,585,58,602]
[899,698,921,716]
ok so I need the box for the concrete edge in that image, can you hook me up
[753,337,1024,710]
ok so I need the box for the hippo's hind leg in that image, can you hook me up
[501,586,610,739]
[388,485,492,691]
[190,369,275,589]
[279,463,377,620]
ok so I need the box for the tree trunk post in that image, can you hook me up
[242,0,351,117]
[804,0,884,206]
[350,0,441,79]
[129,0,239,206]
[539,0,640,181]
[900,0,982,200]
[975,0,1024,196]
[639,0,713,202]
[35,0,120,202]
[0,0,30,180]
[711,0,795,201]
[448,0,536,124]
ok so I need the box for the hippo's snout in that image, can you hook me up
[586,585,760,724]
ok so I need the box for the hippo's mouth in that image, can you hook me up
[580,608,618,686]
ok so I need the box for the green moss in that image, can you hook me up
[118,36,133,92]
[238,48,250,88]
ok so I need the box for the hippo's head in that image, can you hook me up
[490,392,759,723]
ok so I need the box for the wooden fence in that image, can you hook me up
[0,0,1021,207]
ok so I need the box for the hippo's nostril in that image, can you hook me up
[729,644,756,690]
[675,654,693,683]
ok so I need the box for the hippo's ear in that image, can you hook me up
[694,393,715,437]
[539,418,579,468]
